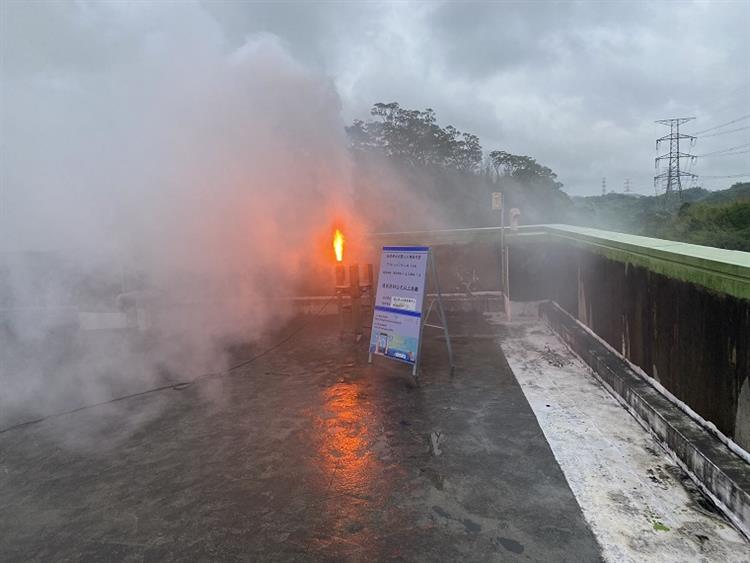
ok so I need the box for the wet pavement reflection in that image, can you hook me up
[318,382,377,497]
[0,314,602,562]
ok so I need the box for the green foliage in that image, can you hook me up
[646,198,750,251]
[700,182,750,205]
[348,102,568,227]
[488,150,563,191]
[347,102,483,172]
[568,183,750,251]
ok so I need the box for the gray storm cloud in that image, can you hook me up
[215,0,747,196]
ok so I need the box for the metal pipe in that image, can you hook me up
[349,264,362,341]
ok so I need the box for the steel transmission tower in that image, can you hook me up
[654,117,697,199]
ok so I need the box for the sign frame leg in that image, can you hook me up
[429,251,454,375]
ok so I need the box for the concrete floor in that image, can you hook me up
[0,313,602,562]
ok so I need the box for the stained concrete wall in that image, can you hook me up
[507,241,750,450]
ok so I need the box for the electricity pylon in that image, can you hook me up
[654,117,697,199]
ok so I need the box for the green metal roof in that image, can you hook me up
[372,224,750,300]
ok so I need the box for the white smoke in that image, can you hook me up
[0,2,362,431]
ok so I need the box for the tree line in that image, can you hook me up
[346,102,569,227]
[347,102,562,190]
[346,102,749,251]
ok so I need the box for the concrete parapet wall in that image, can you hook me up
[375,224,750,300]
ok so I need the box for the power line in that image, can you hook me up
[699,125,750,139]
[696,142,750,157]
[697,150,750,159]
[699,172,750,179]
[691,114,750,135]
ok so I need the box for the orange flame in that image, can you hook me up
[333,229,344,262]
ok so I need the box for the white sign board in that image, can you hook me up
[491,192,503,210]
[369,246,429,366]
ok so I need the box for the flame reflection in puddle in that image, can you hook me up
[317,382,377,495]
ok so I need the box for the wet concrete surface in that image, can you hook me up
[498,311,750,561]
[0,312,601,562]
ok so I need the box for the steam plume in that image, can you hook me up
[0,3,359,431]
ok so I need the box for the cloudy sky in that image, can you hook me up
[3,0,750,196]
[209,0,750,195]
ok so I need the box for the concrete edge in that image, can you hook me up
[538,300,750,540]
[289,294,505,315]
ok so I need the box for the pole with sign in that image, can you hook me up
[491,192,504,296]
[368,246,453,380]
[492,192,511,320]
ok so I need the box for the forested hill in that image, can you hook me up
[568,183,750,251]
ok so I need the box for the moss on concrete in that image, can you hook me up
[373,224,750,300]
